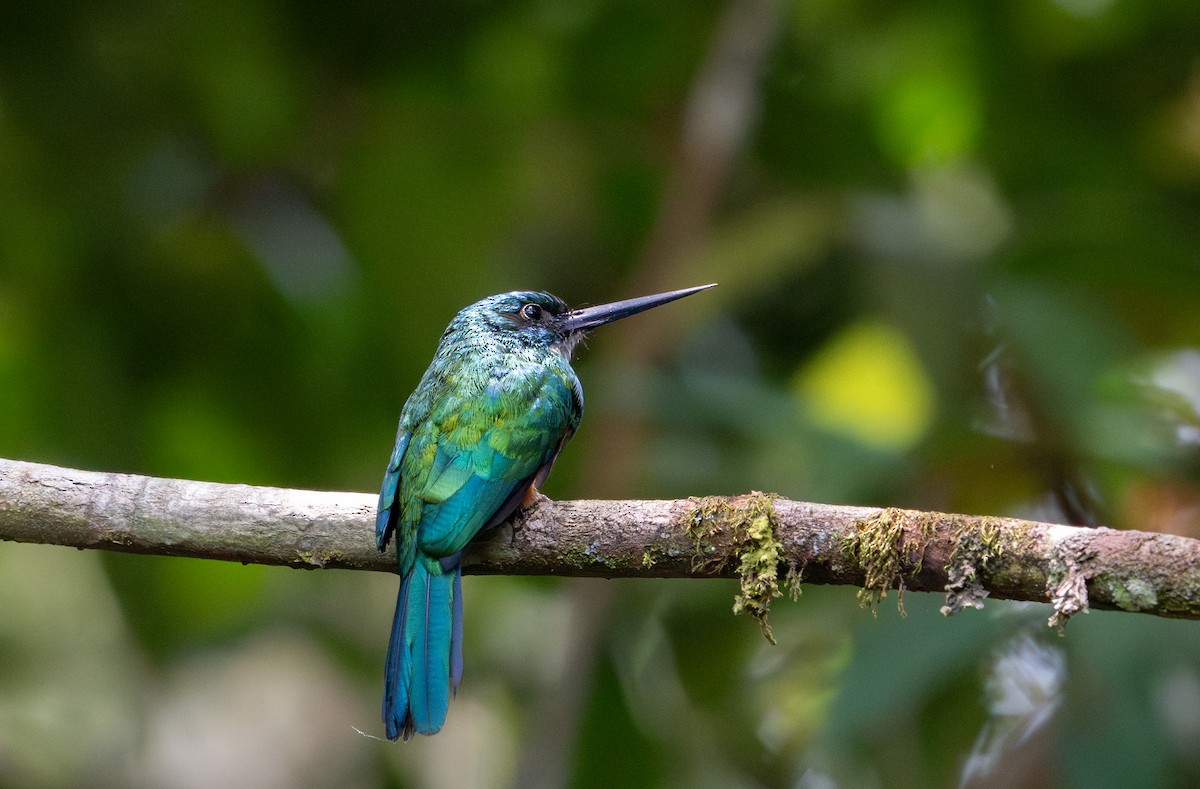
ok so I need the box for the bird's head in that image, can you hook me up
[461,284,716,359]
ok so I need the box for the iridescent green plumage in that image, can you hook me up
[376,285,714,741]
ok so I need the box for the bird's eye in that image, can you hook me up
[519,303,543,322]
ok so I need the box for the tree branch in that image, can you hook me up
[2,458,1198,628]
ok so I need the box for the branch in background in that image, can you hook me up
[3,458,1198,629]
[519,2,783,781]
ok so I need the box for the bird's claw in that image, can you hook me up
[511,490,552,537]
[524,490,553,508]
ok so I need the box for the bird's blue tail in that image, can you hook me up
[383,561,464,741]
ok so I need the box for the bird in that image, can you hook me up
[375,283,716,741]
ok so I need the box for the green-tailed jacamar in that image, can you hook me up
[376,284,715,740]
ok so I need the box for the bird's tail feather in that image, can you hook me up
[383,562,461,741]
[450,568,464,694]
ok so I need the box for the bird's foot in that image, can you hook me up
[512,486,552,536]
[521,487,553,509]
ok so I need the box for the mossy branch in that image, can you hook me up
[3,458,1199,633]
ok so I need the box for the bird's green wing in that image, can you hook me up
[406,367,580,559]
[375,428,410,551]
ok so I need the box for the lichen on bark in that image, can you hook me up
[1045,530,1094,630]
[940,516,1006,616]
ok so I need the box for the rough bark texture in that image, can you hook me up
[2,458,1199,628]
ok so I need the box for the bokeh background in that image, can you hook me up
[2,1,1200,787]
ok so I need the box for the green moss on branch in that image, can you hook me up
[685,492,789,643]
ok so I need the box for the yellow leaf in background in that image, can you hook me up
[793,320,935,451]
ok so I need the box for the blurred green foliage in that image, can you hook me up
[2,1,1200,787]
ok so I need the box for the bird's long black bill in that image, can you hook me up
[559,283,716,333]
